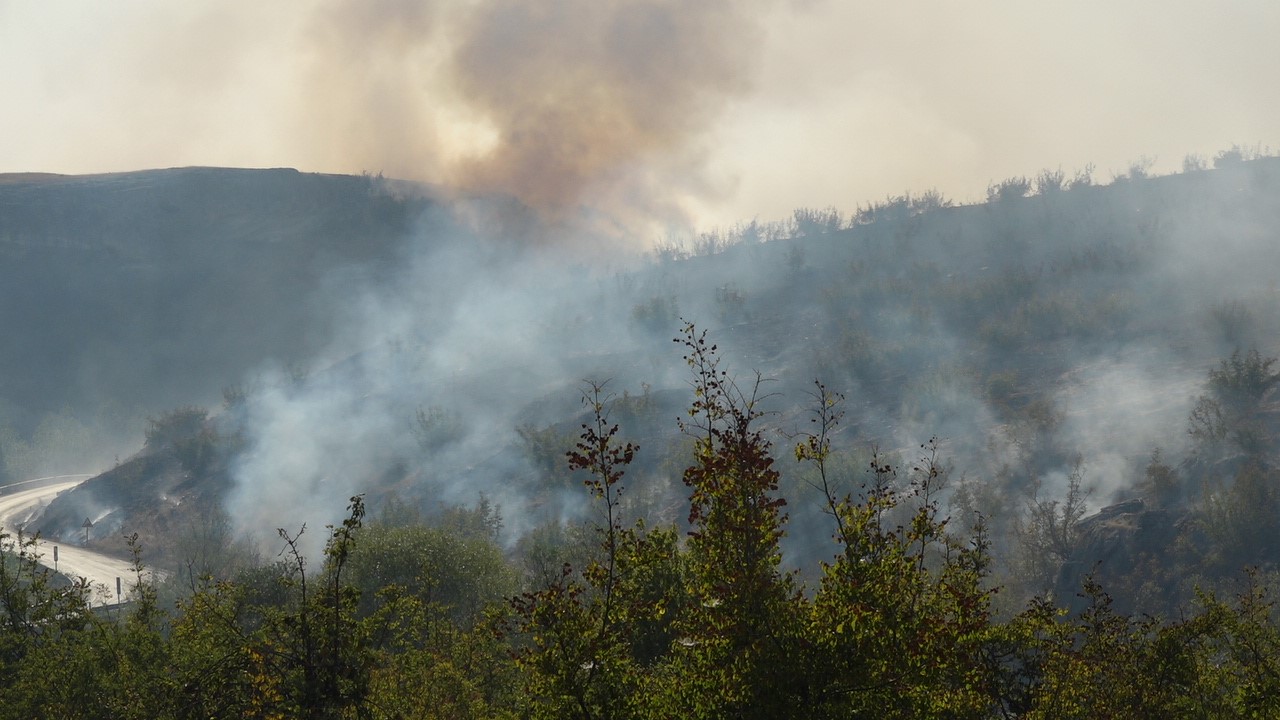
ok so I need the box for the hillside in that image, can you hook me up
[0,167,436,479]
[8,156,1280,616]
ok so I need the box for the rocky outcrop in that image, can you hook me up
[1054,498,1196,614]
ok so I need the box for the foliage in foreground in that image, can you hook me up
[3,327,1280,718]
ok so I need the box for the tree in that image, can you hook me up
[1187,348,1279,458]
[643,323,803,719]
[511,380,679,720]
[344,521,515,626]
[0,528,92,688]
[166,497,374,719]
[1015,457,1091,591]
[799,423,999,718]
[0,534,171,720]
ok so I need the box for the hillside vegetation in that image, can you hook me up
[2,324,1280,717]
[4,151,1280,715]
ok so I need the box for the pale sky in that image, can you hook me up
[2,1,1278,234]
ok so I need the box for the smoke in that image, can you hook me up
[444,0,765,226]
[222,204,650,557]
[226,363,419,558]
[295,1,453,185]
[1052,349,1202,505]
[0,0,780,239]
[291,0,775,235]
[218,0,791,556]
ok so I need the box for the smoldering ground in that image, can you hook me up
[219,158,1280,569]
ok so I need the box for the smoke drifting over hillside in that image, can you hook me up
[225,214,639,555]
[215,159,1280,564]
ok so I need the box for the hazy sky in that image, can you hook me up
[3,0,1278,234]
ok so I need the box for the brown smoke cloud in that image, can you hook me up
[300,0,773,230]
[446,1,764,222]
[297,1,450,184]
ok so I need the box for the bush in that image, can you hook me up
[631,295,679,334]
[1034,168,1065,195]
[144,407,209,449]
[144,406,219,473]
[714,283,746,323]
[649,236,689,264]
[792,206,843,236]
[1207,300,1258,348]
[987,176,1031,202]
[346,522,516,625]
[909,188,952,214]
[1114,155,1155,182]
[1207,348,1277,411]
[854,194,912,225]
[1212,143,1266,168]
[1066,163,1095,190]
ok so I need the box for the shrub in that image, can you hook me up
[987,176,1031,202]
[1066,163,1096,190]
[144,406,218,473]
[1034,168,1066,195]
[854,194,912,225]
[792,206,843,237]
[631,295,679,333]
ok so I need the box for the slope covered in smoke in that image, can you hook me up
[14,155,1280,614]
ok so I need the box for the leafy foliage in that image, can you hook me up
[10,333,1280,717]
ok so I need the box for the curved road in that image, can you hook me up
[0,475,149,606]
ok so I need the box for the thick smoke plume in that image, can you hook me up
[302,0,772,233]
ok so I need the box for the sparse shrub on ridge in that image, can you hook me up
[987,175,1031,202]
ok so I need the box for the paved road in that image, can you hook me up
[0,476,147,605]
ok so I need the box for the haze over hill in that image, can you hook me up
[4,153,1280,617]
